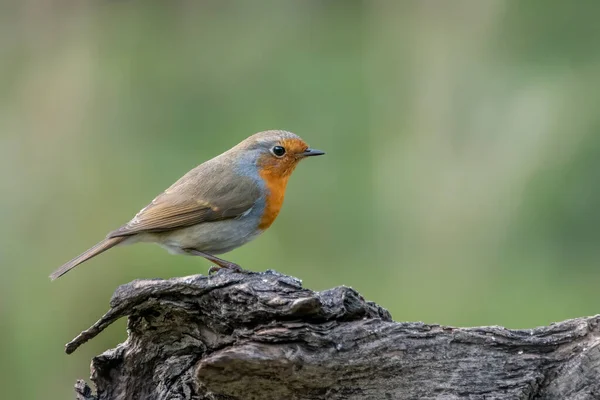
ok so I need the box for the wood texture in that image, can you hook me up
[67,270,600,400]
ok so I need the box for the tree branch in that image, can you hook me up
[67,269,600,399]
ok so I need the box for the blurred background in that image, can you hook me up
[2,0,600,398]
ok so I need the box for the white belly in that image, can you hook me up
[136,218,264,255]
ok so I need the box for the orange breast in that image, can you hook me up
[258,168,290,230]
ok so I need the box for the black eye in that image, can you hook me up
[271,146,286,157]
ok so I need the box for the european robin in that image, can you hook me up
[50,130,324,280]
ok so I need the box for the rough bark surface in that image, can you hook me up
[67,269,600,400]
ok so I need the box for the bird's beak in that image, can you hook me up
[300,148,325,157]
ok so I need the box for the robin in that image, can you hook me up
[50,130,325,280]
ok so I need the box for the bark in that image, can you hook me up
[67,269,600,400]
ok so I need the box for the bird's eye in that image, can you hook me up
[271,146,286,157]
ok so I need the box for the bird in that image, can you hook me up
[49,130,324,280]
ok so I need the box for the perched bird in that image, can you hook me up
[50,130,324,280]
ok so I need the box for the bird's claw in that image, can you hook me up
[208,264,250,275]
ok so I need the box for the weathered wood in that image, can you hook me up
[68,269,600,400]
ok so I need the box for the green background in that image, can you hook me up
[2,1,600,399]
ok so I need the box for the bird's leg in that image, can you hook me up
[207,266,221,275]
[183,249,248,274]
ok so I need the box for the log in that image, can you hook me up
[67,269,600,400]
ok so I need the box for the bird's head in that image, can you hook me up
[236,130,325,179]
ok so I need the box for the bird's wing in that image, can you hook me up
[107,167,261,238]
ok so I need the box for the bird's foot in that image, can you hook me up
[183,248,250,275]
[207,262,250,275]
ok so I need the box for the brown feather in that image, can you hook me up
[107,160,261,238]
[49,237,126,280]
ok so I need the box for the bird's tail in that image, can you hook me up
[49,237,126,281]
